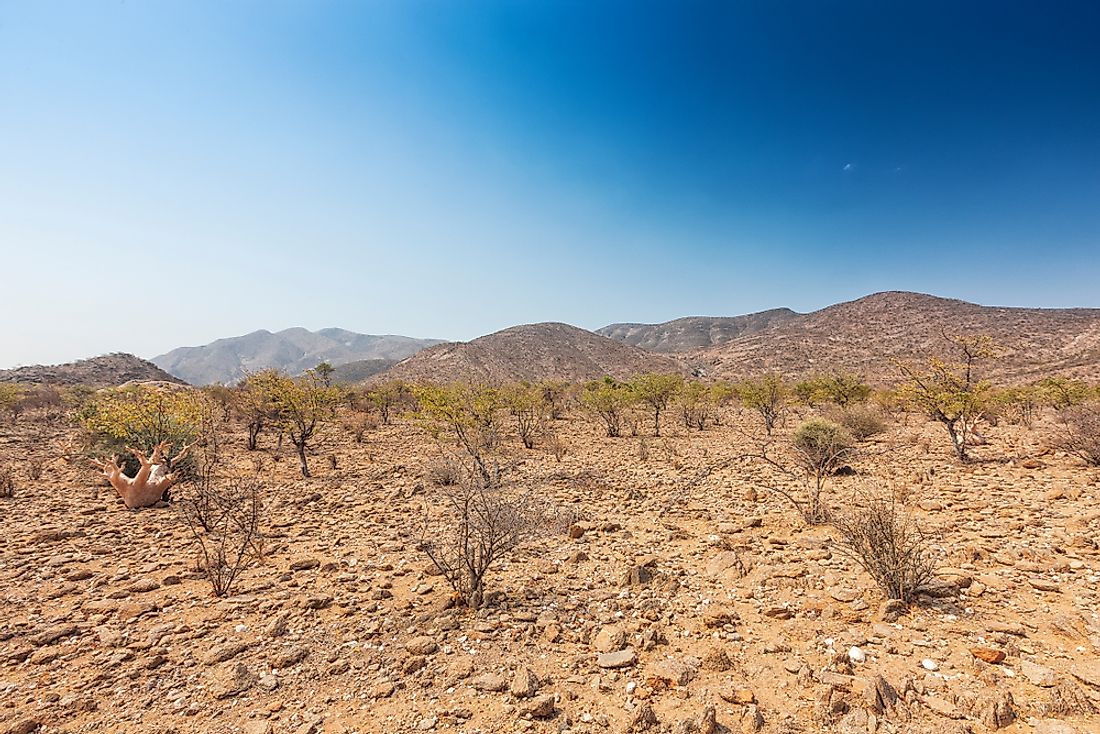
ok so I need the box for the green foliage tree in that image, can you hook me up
[0,384,24,422]
[737,374,790,435]
[501,382,549,449]
[896,333,997,461]
[412,383,504,486]
[366,380,411,425]
[580,377,636,438]
[630,373,683,436]
[245,369,341,477]
[78,385,206,475]
[1035,376,1091,411]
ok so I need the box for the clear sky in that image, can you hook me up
[2,1,1099,367]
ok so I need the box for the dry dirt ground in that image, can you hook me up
[1,406,1099,734]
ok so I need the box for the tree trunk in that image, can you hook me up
[296,441,311,478]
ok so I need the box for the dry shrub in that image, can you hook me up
[419,470,546,609]
[545,430,568,462]
[26,458,45,482]
[178,476,265,597]
[425,458,461,487]
[0,467,13,498]
[832,494,936,603]
[832,404,887,441]
[1056,404,1100,466]
[345,413,379,444]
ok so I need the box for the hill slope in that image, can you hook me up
[383,322,686,383]
[694,292,1100,383]
[153,328,443,385]
[598,308,799,352]
[0,353,185,388]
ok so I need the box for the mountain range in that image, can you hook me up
[8,292,1098,388]
[151,328,443,385]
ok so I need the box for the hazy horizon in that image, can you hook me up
[3,2,1098,367]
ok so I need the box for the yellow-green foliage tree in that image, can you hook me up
[78,385,206,475]
[0,384,24,422]
[1035,376,1092,411]
[501,382,549,449]
[737,374,790,435]
[412,383,504,486]
[245,369,341,477]
[795,373,872,407]
[580,377,636,438]
[237,370,283,451]
[896,334,997,461]
[630,373,683,436]
[366,379,410,425]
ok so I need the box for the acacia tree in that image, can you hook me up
[755,418,856,525]
[738,375,790,435]
[896,333,997,462]
[237,370,282,451]
[366,380,410,425]
[631,373,683,437]
[580,377,636,438]
[413,383,504,487]
[678,381,715,430]
[247,369,341,477]
[501,382,549,449]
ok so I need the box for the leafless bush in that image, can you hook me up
[545,430,568,462]
[832,494,936,603]
[0,467,13,498]
[419,471,546,609]
[1055,404,1100,466]
[345,413,379,443]
[426,458,462,487]
[178,476,264,597]
[831,404,887,441]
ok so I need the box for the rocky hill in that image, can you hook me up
[383,322,685,383]
[153,328,442,385]
[0,353,185,388]
[693,291,1100,383]
[598,308,799,353]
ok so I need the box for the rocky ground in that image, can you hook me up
[1,406,1099,734]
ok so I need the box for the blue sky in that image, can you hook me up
[2,1,1098,366]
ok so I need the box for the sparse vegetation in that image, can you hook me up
[413,383,504,486]
[178,475,265,597]
[418,470,544,609]
[1055,404,1100,466]
[244,369,341,477]
[580,377,635,438]
[896,333,997,461]
[502,382,549,449]
[737,375,790,435]
[630,373,683,436]
[832,494,937,603]
[0,466,14,498]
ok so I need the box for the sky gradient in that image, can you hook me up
[2,1,1099,367]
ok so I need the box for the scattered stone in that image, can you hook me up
[969,647,1006,664]
[519,694,556,719]
[211,662,254,699]
[597,648,637,669]
[1022,660,1058,687]
[510,667,539,698]
[471,672,508,692]
[405,636,439,656]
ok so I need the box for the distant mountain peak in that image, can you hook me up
[152,328,443,385]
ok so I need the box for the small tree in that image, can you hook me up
[538,379,572,420]
[366,380,410,425]
[248,369,341,477]
[759,419,856,524]
[314,361,336,387]
[832,495,936,603]
[502,382,549,449]
[678,381,715,431]
[896,333,997,461]
[413,383,504,487]
[419,470,544,609]
[236,371,282,451]
[631,373,683,437]
[1036,376,1091,412]
[78,385,205,476]
[580,377,636,438]
[179,476,264,598]
[738,375,790,435]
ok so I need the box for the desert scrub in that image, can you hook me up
[78,385,205,476]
